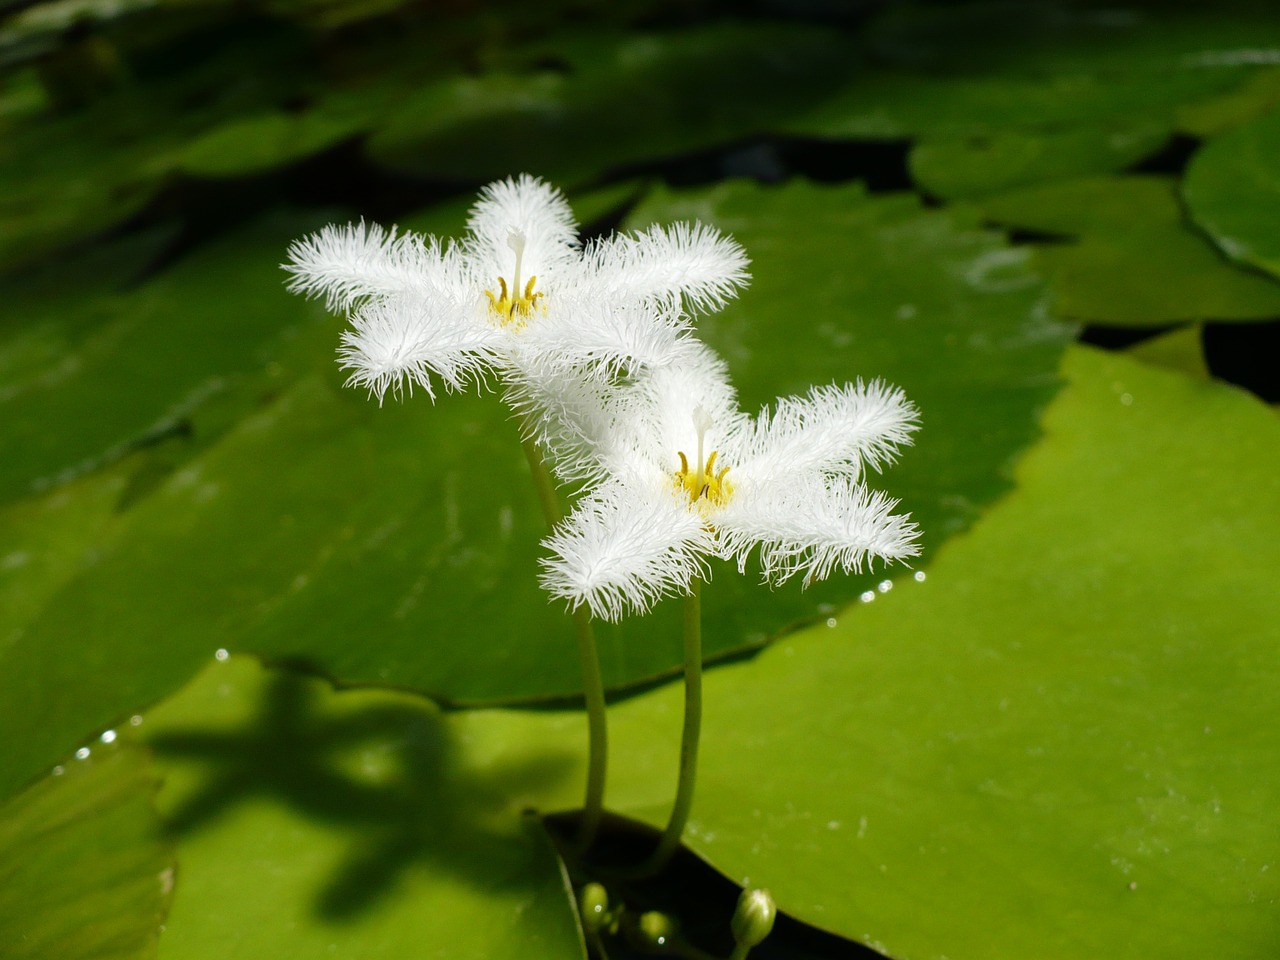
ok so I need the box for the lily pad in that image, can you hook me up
[865,1,1280,76]
[979,175,1280,325]
[0,209,334,503]
[788,67,1238,142]
[788,3,1280,143]
[626,180,1068,549]
[0,180,1071,798]
[365,22,850,184]
[1176,64,1280,137]
[469,344,1280,959]
[178,109,364,179]
[0,22,327,267]
[1183,105,1280,281]
[0,743,172,960]
[0,224,176,394]
[0,459,137,659]
[0,126,167,277]
[131,655,585,960]
[910,123,1169,199]
[1126,323,1209,380]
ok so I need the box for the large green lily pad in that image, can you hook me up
[0,743,172,960]
[0,458,138,659]
[1183,105,1280,281]
[364,22,851,185]
[786,0,1280,209]
[132,655,585,960]
[627,179,1067,544]
[468,344,1280,958]
[864,1,1280,76]
[0,210,333,504]
[0,224,176,400]
[177,109,364,179]
[1176,65,1280,137]
[0,119,168,276]
[786,1,1280,142]
[788,66,1238,143]
[979,175,1280,325]
[0,22,327,268]
[0,179,1071,799]
[910,123,1169,200]
[1126,323,1209,380]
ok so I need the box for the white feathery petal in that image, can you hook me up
[465,174,580,281]
[612,341,743,466]
[717,476,920,586]
[282,221,453,312]
[539,481,716,621]
[502,364,620,485]
[285,176,754,422]
[508,339,740,487]
[731,380,920,486]
[580,221,750,313]
[528,331,920,613]
[520,297,697,384]
[337,295,501,404]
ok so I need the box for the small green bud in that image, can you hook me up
[730,887,776,950]
[578,883,609,935]
[636,910,679,951]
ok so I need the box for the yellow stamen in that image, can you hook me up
[673,411,732,508]
[674,450,732,506]
[484,233,545,328]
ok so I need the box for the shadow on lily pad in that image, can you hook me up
[144,658,576,921]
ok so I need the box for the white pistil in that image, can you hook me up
[692,405,712,492]
[676,405,731,506]
[507,230,526,300]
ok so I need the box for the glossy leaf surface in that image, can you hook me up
[469,345,1280,959]
[910,124,1168,199]
[0,211,333,503]
[365,22,850,184]
[0,181,1070,799]
[979,176,1280,325]
[788,3,1280,141]
[130,656,585,960]
[1183,106,1280,281]
[0,744,172,960]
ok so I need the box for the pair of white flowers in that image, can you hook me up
[285,175,920,621]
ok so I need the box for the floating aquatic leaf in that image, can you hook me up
[1183,105,1280,282]
[979,176,1280,325]
[0,181,1071,797]
[132,655,585,960]
[0,743,172,960]
[466,345,1280,960]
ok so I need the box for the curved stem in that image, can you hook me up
[568,603,608,853]
[638,576,703,874]
[519,435,608,853]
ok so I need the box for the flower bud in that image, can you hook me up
[730,887,776,951]
[635,910,679,952]
[577,883,609,935]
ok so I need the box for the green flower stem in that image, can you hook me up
[639,576,704,874]
[519,435,608,854]
[567,603,608,854]
[520,435,567,528]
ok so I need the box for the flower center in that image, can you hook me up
[675,405,732,508]
[485,231,543,329]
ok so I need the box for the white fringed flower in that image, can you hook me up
[282,175,750,401]
[538,345,922,621]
